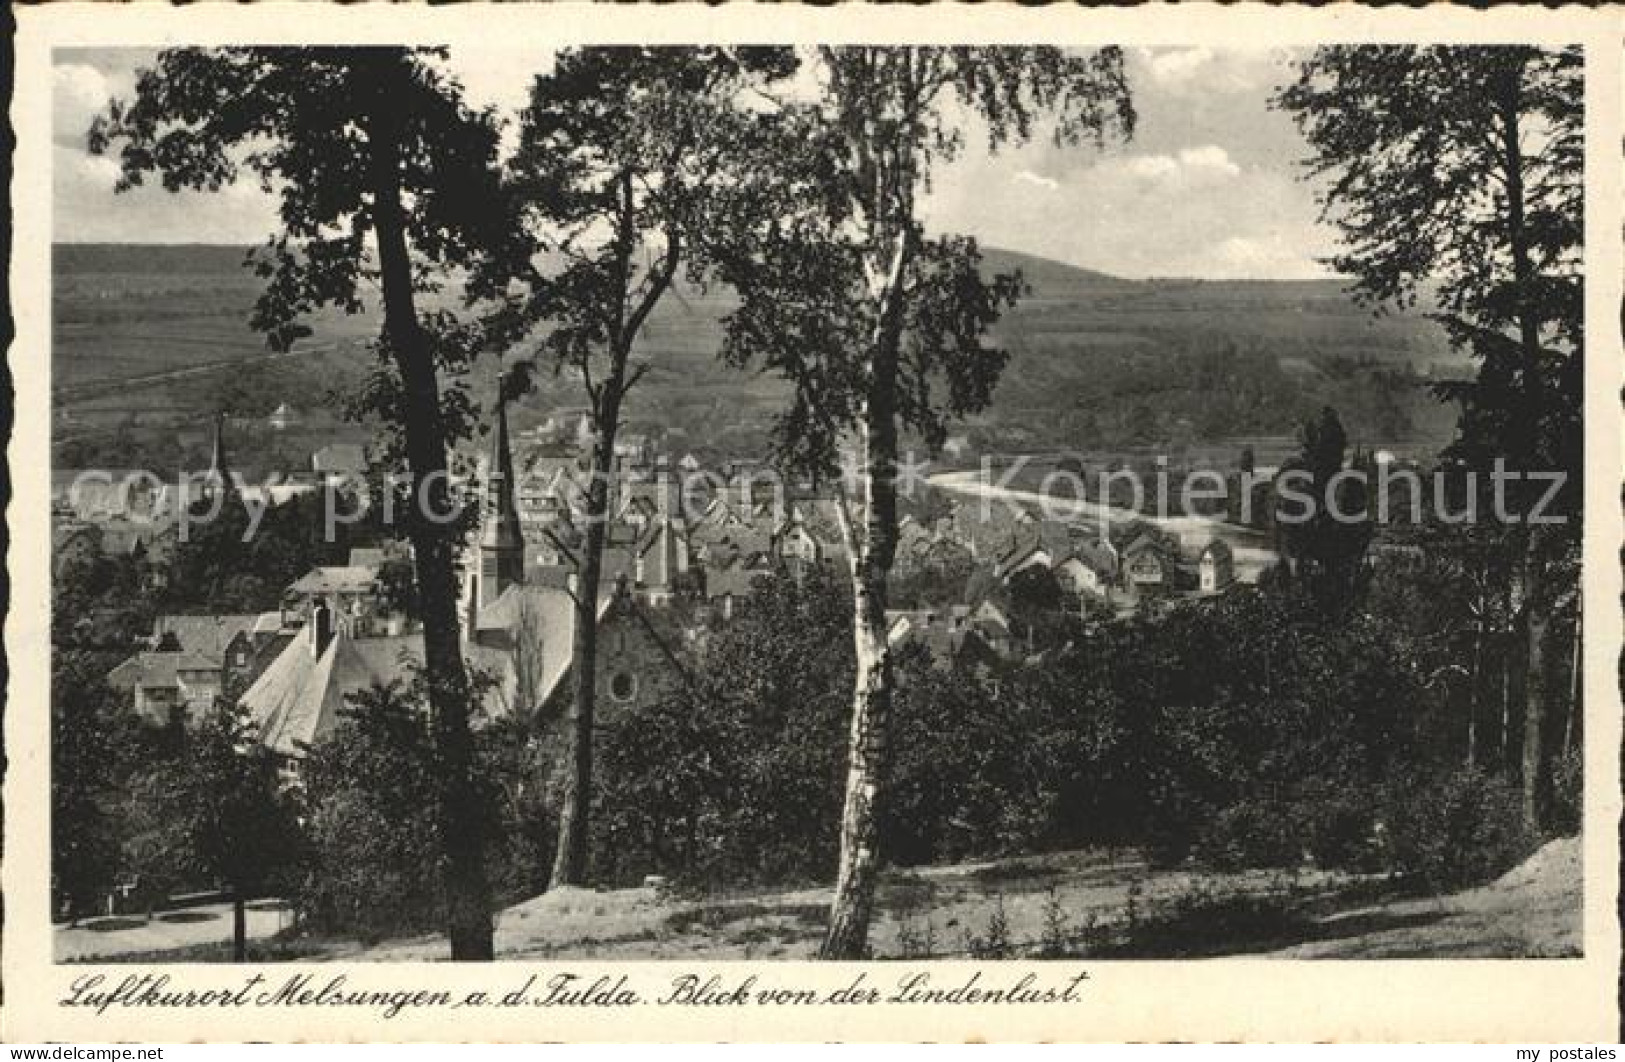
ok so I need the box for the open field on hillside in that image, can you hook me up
[53,243,1466,472]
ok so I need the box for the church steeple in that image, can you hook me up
[204,410,233,500]
[477,383,525,608]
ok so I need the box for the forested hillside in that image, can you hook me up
[54,242,1461,470]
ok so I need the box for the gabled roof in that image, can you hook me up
[288,565,380,597]
[996,534,1049,574]
[476,584,606,708]
[311,443,368,475]
[1200,538,1235,563]
[241,630,517,757]
[151,614,261,661]
[1121,532,1161,559]
[706,563,766,600]
[242,633,372,755]
[108,651,220,692]
[1072,538,1119,578]
[969,614,1011,643]
[252,611,287,636]
[347,547,388,570]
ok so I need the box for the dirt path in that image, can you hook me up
[357,850,1361,961]
[55,900,296,961]
[358,841,1581,962]
[84,841,1574,962]
[1266,838,1581,959]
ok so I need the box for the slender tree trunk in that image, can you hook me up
[232,890,247,962]
[367,101,492,960]
[552,394,621,887]
[1522,562,1552,830]
[822,272,905,960]
[1562,613,1580,756]
[1499,69,1556,832]
[1500,651,1513,766]
[822,407,899,959]
[547,170,678,887]
[1466,620,1483,769]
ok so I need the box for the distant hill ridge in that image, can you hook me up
[53,241,1461,458]
[56,243,260,275]
[57,241,1345,292]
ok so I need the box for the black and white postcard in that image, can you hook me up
[6,1,1621,1043]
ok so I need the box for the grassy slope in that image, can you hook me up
[62,839,1576,962]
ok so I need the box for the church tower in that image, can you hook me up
[202,410,236,503]
[477,387,526,610]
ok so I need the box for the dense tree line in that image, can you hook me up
[583,564,1554,896]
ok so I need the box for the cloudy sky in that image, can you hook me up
[53,46,1335,280]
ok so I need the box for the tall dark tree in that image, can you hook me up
[1277,45,1582,828]
[716,46,1134,957]
[51,653,139,923]
[90,47,518,957]
[482,47,797,886]
[171,702,304,961]
[1273,406,1374,616]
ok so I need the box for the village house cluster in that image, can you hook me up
[57,397,1253,771]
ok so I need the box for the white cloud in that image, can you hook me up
[1013,170,1059,192]
[442,47,549,116]
[1124,155,1178,182]
[1120,145,1241,190]
[1134,47,1288,97]
[67,150,122,188]
[1177,145,1240,176]
[1208,234,1328,279]
[55,143,280,243]
[54,63,112,149]
[1140,47,1215,90]
[440,48,556,159]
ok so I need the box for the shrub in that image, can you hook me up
[1549,747,1582,837]
[1380,767,1536,889]
[1094,875,1309,958]
[1196,800,1302,871]
[297,687,445,942]
[297,684,553,943]
[1296,782,1381,871]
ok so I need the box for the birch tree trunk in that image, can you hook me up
[821,402,899,958]
[821,252,906,960]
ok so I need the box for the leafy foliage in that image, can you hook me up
[591,568,853,886]
[296,682,553,942]
[52,653,146,920]
[91,44,525,956]
[1381,766,1536,889]
[585,570,1515,888]
[1277,46,1583,830]
[484,46,801,887]
[1272,406,1375,616]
